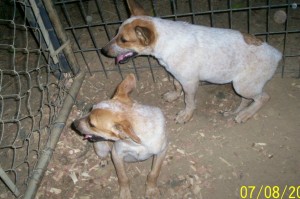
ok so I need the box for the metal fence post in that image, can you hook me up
[42,0,80,75]
[23,71,85,199]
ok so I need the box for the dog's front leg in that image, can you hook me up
[145,148,167,199]
[94,141,111,158]
[112,147,131,199]
[175,81,198,123]
[163,78,182,102]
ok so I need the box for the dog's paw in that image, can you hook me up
[119,186,132,199]
[145,186,160,199]
[175,109,193,124]
[163,91,181,102]
[222,110,234,117]
[235,110,253,123]
[99,159,109,168]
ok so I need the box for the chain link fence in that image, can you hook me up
[0,0,83,198]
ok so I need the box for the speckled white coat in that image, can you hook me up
[93,100,168,162]
[118,16,282,123]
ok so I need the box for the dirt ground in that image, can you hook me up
[37,69,300,199]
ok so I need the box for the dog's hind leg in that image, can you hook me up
[163,78,182,102]
[235,92,270,123]
[223,98,252,117]
[112,147,132,199]
[232,76,270,123]
[146,148,167,199]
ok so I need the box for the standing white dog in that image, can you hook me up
[102,0,282,124]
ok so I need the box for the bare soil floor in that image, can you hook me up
[38,70,300,199]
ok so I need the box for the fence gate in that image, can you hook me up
[0,0,84,198]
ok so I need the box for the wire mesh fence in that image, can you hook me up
[0,0,82,198]
[54,0,300,79]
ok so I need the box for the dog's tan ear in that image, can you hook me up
[115,120,141,144]
[113,73,136,104]
[127,0,148,16]
[135,26,152,46]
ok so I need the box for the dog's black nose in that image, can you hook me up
[101,47,108,55]
[73,119,80,129]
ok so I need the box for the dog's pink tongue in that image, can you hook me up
[115,54,124,64]
[83,134,92,140]
[115,52,134,64]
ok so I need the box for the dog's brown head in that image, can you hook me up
[73,74,141,144]
[101,0,157,64]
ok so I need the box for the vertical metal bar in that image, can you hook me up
[171,0,178,21]
[127,63,139,81]
[266,0,271,42]
[281,0,290,77]
[24,71,85,199]
[116,63,124,79]
[110,0,140,79]
[109,0,130,79]
[42,0,80,75]
[189,0,195,24]
[61,1,92,75]
[208,0,214,27]
[95,0,112,40]
[113,0,122,20]
[298,58,300,78]
[145,0,156,82]
[131,59,139,81]
[248,0,251,33]
[151,0,157,16]
[129,56,139,78]
[228,0,232,29]
[146,56,155,82]
[145,2,155,82]
[78,0,108,77]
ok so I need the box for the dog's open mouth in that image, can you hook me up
[116,51,138,64]
[83,134,106,142]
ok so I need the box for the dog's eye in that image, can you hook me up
[120,36,128,43]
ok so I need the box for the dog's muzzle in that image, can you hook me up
[73,119,107,142]
[101,41,138,64]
